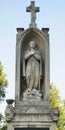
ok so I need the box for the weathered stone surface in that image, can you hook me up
[23,89,42,101]
[15,100,50,114]
[26,1,40,28]
[5,99,59,123]
[5,105,14,122]
[50,107,60,121]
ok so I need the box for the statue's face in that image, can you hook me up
[30,41,36,48]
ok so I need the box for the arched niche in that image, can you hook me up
[15,28,50,101]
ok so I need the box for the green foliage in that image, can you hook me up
[0,114,4,122]
[50,82,65,130]
[0,62,8,130]
[0,125,7,130]
[0,62,8,102]
[50,82,61,108]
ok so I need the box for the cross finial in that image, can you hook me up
[26,1,40,28]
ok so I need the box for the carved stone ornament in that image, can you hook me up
[23,89,42,101]
[50,107,60,122]
[5,105,14,122]
[5,99,14,122]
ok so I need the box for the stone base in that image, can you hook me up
[5,100,59,130]
[15,100,50,113]
[7,122,56,130]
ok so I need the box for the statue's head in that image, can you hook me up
[29,41,36,48]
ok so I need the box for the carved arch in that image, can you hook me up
[19,28,47,99]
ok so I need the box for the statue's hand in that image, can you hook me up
[31,50,35,55]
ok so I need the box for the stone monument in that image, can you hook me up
[5,1,59,130]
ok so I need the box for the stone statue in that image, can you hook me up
[23,41,42,99]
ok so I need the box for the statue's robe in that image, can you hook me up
[23,49,42,90]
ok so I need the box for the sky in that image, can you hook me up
[0,0,65,115]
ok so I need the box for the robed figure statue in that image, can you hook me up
[23,41,42,93]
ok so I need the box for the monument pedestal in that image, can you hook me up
[5,100,59,130]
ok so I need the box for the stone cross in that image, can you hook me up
[26,1,40,27]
